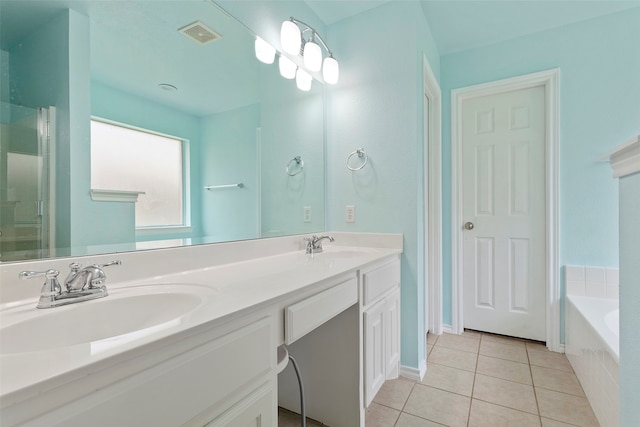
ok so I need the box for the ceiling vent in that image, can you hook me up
[178,21,221,45]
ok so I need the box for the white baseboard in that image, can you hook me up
[442,324,455,334]
[400,359,426,382]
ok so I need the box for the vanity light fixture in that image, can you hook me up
[280,17,339,85]
[279,54,297,79]
[296,68,312,91]
[255,36,276,64]
[322,55,339,85]
[303,35,322,72]
[281,19,302,55]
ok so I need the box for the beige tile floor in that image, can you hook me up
[365,330,600,427]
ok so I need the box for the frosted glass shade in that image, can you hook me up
[281,20,301,55]
[322,56,339,84]
[296,68,312,91]
[279,55,297,80]
[254,37,275,64]
[303,40,322,72]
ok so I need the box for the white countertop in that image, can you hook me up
[0,234,402,407]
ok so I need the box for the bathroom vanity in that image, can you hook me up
[0,232,402,427]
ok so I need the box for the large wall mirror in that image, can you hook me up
[0,0,325,262]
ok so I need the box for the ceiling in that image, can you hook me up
[3,0,638,117]
[1,0,263,116]
[304,0,640,54]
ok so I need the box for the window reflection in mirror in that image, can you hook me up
[90,119,187,229]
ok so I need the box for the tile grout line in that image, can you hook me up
[526,342,545,426]
[385,332,589,427]
[398,380,416,415]
[435,333,594,427]
[465,331,483,426]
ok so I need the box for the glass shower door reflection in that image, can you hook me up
[0,105,51,261]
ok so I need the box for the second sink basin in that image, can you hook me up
[0,284,213,354]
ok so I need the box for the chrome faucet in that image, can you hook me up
[19,260,121,308]
[304,235,335,254]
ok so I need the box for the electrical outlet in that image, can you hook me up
[303,206,312,223]
[346,205,355,223]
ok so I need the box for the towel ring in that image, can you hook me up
[286,156,304,176]
[346,148,368,171]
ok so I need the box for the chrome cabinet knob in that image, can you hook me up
[464,222,475,230]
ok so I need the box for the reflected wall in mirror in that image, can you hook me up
[0,0,325,262]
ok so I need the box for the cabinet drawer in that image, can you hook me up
[285,278,358,344]
[363,259,400,306]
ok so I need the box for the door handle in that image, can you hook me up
[464,222,474,230]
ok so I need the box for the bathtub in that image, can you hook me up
[566,295,619,427]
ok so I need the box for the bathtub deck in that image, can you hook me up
[362,330,600,427]
[566,296,619,427]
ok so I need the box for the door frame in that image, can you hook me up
[450,69,561,351]
[39,106,56,257]
[423,55,443,335]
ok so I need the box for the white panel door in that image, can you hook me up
[462,86,546,341]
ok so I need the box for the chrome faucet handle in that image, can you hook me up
[64,260,121,291]
[98,260,122,268]
[64,262,83,291]
[86,260,122,288]
[68,260,121,271]
[304,235,334,253]
[19,269,62,308]
[304,236,317,254]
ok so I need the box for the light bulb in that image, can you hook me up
[281,20,301,55]
[322,56,339,84]
[279,55,297,80]
[303,40,322,72]
[254,37,275,64]
[296,68,312,91]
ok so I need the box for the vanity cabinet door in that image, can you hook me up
[385,289,401,379]
[364,298,386,406]
[362,257,401,407]
[47,317,275,427]
[205,383,275,427]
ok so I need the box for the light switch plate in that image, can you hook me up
[303,206,312,223]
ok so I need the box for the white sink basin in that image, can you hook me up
[1,284,213,354]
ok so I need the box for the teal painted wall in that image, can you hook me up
[440,8,640,326]
[0,49,8,105]
[215,1,328,239]
[200,104,260,241]
[619,171,640,426]
[258,59,325,238]
[9,10,72,251]
[325,1,440,370]
[7,10,97,254]
[66,9,97,253]
[222,0,441,371]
